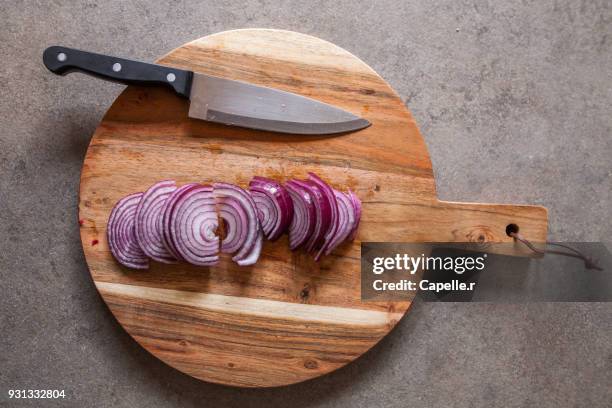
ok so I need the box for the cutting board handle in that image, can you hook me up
[432,200,548,255]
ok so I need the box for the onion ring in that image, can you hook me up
[249,176,294,241]
[170,184,219,266]
[214,182,261,265]
[107,192,149,269]
[135,180,178,263]
[323,189,356,255]
[347,189,362,241]
[288,179,331,254]
[160,182,199,261]
[285,181,316,250]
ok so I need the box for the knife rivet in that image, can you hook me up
[112,63,122,72]
[166,73,176,83]
[57,52,67,62]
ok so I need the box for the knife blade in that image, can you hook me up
[43,46,370,135]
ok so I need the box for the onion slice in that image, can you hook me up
[235,228,264,266]
[285,181,315,250]
[170,184,219,266]
[135,180,178,263]
[107,192,149,269]
[307,173,339,261]
[214,182,261,265]
[347,189,362,241]
[287,179,331,253]
[323,189,356,255]
[160,183,199,261]
[249,176,294,241]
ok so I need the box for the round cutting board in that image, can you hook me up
[79,29,547,387]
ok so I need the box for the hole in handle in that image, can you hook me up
[506,223,519,237]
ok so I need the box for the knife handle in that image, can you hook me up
[43,46,193,98]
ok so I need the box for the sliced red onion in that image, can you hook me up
[213,182,261,264]
[347,189,362,241]
[107,192,149,269]
[307,173,339,261]
[323,189,356,255]
[285,181,315,250]
[170,184,219,266]
[135,180,178,263]
[109,173,359,268]
[288,179,331,253]
[249,176,294,241]
[160,183,199,261]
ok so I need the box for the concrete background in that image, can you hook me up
[1,1,610,407]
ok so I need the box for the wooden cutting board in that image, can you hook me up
[79,29,548,387]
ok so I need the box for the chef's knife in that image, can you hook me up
[43,46,370,135]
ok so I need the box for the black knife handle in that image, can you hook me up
[43,46,193,98]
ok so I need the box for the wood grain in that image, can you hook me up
[79,29,548,387]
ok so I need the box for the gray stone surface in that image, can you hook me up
[1,1,610,407]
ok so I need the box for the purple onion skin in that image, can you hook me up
[285,181,316,250]
[324,189,356,256]
[107,192,149,270]
[308,173,339,261]
[171,184,219,266]
[289,179,332,254]
[217,195,249,254]
[249,177,294,241]
[135,180,178,264]
[251,190,276,236]
[214,182,261,265]
[160,183,199,261]
[287,179,329,252]
[347,189,362,241]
